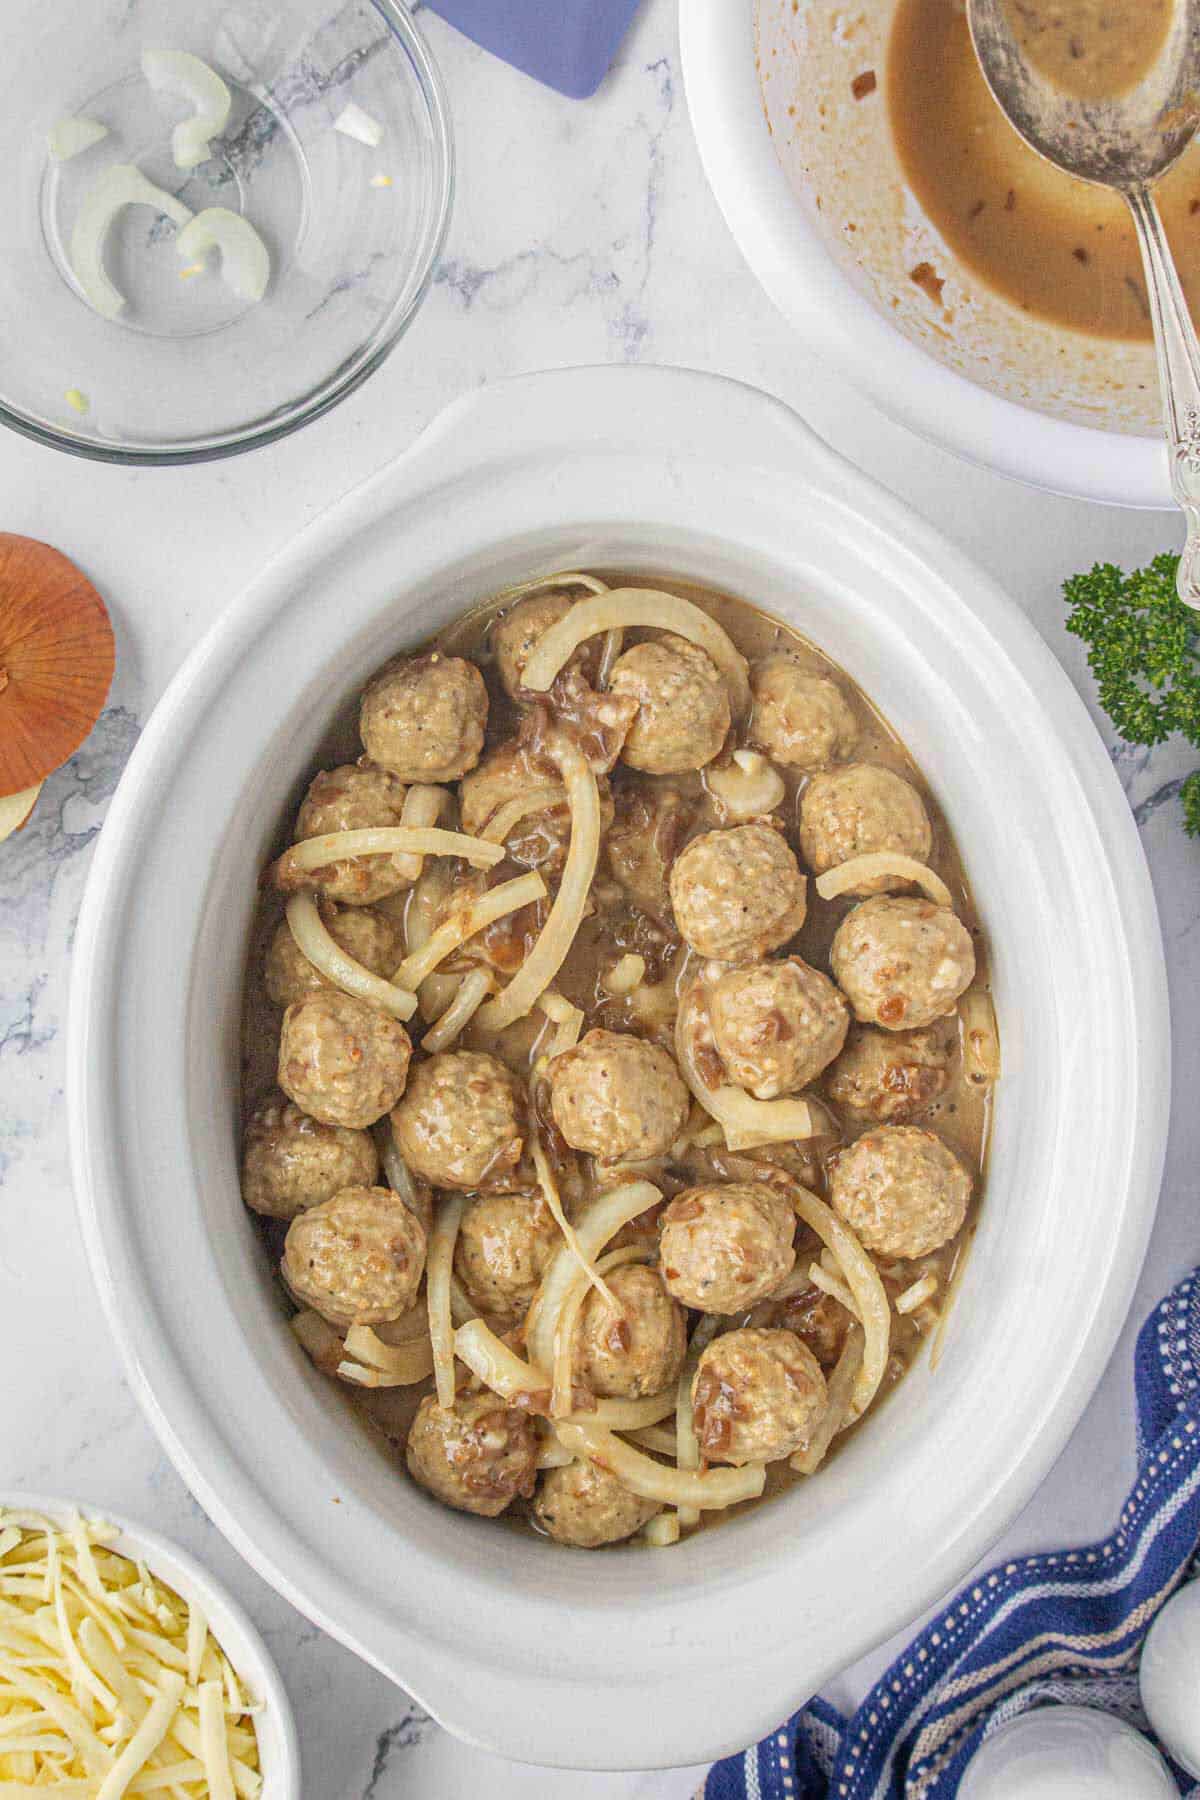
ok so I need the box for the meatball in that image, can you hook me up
[533,1458,660,1548]
[825,1023,952,1123]
[264,904,401,1009]
[606,782,691,930]
[406,1389,538,1518]
[359,653,487,784]
[750,656,858,771]
[692,1328,827,1465]
[278,990,411,1129]
[660,1182,795,1313]
[547,1029,689,1163]
[670,824,807,963]
[292,763,409,906]
[573,1265,686,1399]
[492,590,575,698]
[454,1189,559,1326]
[281,1185,426,1328]
[241,1094,379,1221]
[830,895,975,1030]
[828,1124,971,1258]
[798,764,932,894]
[459,741,611,873]
[391,1051,525,1190]
[708,957,849,1098]
[608,636,730,775]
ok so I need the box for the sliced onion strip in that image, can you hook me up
[930,1225,975,1373]
[420,966,494,1054]
[790,1324,864,1476]
[394,870,547,991]
[895,1272,939,1316]
[807,1260,861,1320]
[959,988,1001,1086]
[625,1423,678,1457]
[477,737,601,1031]
[454,1319,550,1410]
[602,953,646,996]
[533,1137,616,1308]
[675,1008,813,1148]
[480,787,566,844]
[641,1512,680,1547]
[393,785,448,881]
[427,1195,465,1407]
[815,853,953,908]
[70,164,192,320]
[49,116,109,162]
[290,1309,342,1377]
[555,1420,764,1510]
[176,207,269,301]
[493,571,609,606]
[277,826,504,885]
[333,102,384,147]
[520,587,751,718]
[524,1180,661,1381]
[284,892,417,1021]
[789,1188,890,1421]
[142,49,231,170]
[344,1324,433,1381]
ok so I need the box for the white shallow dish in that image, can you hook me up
[69,365,1170,1769]
[680,0,1174,509]
[0,1491,300,1795]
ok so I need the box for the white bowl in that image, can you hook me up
[0,1491,300,1795]
[68,365,1170,1769]
[680,0,1173,509]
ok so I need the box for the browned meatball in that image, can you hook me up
[391,1051,525,1190]
[798,764,933,894]
[491,590,575,698]
[282,1185,426,1328]
[292,763,409,906]
[670,824,807,963]
[406,1389,538,1518]
[830,896,975,1029]
[278,990,412,1129]
[708,957,849,1098]
[533,1459,660,1547]
[825,1024,952,1123]
[692,1328,827,1465]
[750,656,858,771]
[264,904,401,1009]
[359,653,487,784]
[606,783,691,930]
[241,1094,379,1221]
[608,636,730,774]
[454,1190,559,1326]
[660,1182,795,1313]
[548,1029,689,1163]
[828,1124,971,1258]
[573,1264,686,1399]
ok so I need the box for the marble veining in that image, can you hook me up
[2,0,1198,1793]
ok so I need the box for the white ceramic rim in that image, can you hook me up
[678,0,1174,510]
[66,365,1171,1769]
[0,1490,301,1796]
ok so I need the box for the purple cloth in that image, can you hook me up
[422,0,644,98]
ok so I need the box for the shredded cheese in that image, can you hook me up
[0,1511,262,1796]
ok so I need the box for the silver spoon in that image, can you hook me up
[968,0,1200,607]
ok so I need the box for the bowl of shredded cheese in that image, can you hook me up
[0,1496,299,1797]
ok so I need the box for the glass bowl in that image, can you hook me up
[1,0,453,463]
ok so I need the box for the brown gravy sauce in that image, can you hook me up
[240,578,995,1532]
[889,0,1200,340]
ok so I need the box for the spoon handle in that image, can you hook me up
[1126,184,1200,611]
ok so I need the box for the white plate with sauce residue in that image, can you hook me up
[680,0,1176,508]
[68,365,1169,1768]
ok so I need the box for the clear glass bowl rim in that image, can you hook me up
[1,0,455,467]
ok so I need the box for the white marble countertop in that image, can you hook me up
[3,1,1199,1793]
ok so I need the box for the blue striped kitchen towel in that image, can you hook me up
[702,1267,1200,1799]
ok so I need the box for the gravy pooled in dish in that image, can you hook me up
[889,0,1200,340]
[240,576,998,1549]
